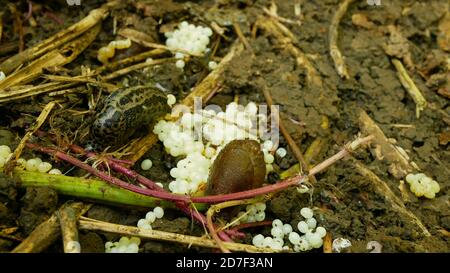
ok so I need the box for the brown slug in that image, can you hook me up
[206,139,266,195]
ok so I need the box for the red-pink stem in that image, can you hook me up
[68,143,236,241]
[229,221,273,233]
[69,144,162,191]
[191,175,304,203]
[26,143,190,203]
[189,136,374,203]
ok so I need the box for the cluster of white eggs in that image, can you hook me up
[232,202,267,225]
[153,101,286,195]
[0,145,62,174]
[405,173,440,199]
[0,71,5,81]
[168,153,210,194]
[105,237,140,253]
[252,207,327,252]
[97,38,132,64]
[165,21,213,69]
[137,206,165,230]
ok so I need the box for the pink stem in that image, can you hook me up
[69,144,162,191]
[26,143,190,203]
[108,157,134,166]
[68,143,235,241]
[191,175,304,203]
[229,221,272,233]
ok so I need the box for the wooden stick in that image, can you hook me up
[102,57,173,81]
[233,23,253,53]
[12,202,90,253]
[261,86,316,182]
[351,159,431,237]
[3,101,56,174]
[0,1,119,75]
[205,197,268,253]
[323,233,333,253]
[58,205,81,253]
[79,218,276,253]
[358,110,418,179]
[0,24,101,90]
[329,0,355,79]
[391,58,427,118]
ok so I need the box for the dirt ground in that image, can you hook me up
[0,0,449,253]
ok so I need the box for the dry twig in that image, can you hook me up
[351,159,431,237]
[0,24,101,90]
[4,101,56,174]
[58,204,81,253]
[0,1,119,74]
[391,58,427,118]
[329,0,355,79]
[79,218,275,253]
[12,202,90,253]
[359,110,419,179]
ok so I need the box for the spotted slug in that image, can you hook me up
[206,140,266,195]
[91,86,170,148]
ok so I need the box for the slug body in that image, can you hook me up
[206,140,266,195]
[91,86,170,148]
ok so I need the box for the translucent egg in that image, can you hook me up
[272,219,283,228]
[145,212,156,223]
[306,218,317,229]
[0,145,11,158]
[300,207,314,219]
[37,162,52,173]
[288,232,301,245]
[26,158,40,171]
[49,169,62,175]
[282,224,293,235]
[297,221,309,234]
[252,234,264,247]
[141,159,153,170]
[316,227,327,238]
[153,207,164,218]
[271,227,284,238]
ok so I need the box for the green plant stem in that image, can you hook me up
[7,169,206,210]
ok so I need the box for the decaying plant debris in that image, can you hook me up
[0,0,448,253]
